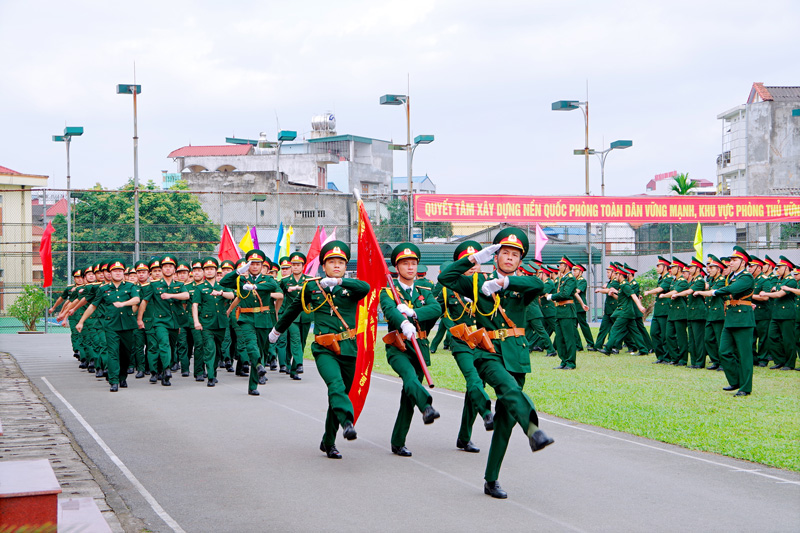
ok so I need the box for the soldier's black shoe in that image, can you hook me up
[164,369,172,380]
[225,362,234,372]
[484,481,507,499]
[610,349,619,354]
[531,346,543,352]
[73,351,81,359]
[79,361,87,369]
[297,364,304,374]
[256,364,267,377]
[545,352,557,357]
[181,372,189,377]
[258,375,267,385]
[722,386,738,391]
[587,346,597,352]
[597,348,610,355]
[207,379,216,387]
[529,430,554,452]
[757,362,767,367]
[391,445,412,457]
[422,405,440,424]
[689,365,703,369]
[120,381,128,388]
[483,412,494,431]
[320,442,342,459]
[109,384,119,392]
[196,376,205,382]
[290,374,301,381]
[170,363,179,372]
[127,367,134,374]
[135,371,145,379]
[342,422,357,441]
[780,366,793,371]
[279,365,287,373]
[96,369,104,378]
[707,363,719,370]
[248,389,260,396]
[456,439,480,453]
[269,362,278,371]
[162,376,171,386]
[218,361,225,369]
[149,373,158,383]
[734,390,750,397]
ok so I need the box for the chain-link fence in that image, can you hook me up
[2,185,799,330]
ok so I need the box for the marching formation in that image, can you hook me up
[49,230,797,499]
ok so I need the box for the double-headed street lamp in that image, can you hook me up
[117,83,142,261]
[380,94,434,240]
[52,126,84,274]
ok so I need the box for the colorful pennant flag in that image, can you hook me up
[273,223,284,264]
[39,221,55,288]
[534,223,549,262]
[238,226,255,254]
[218,225,241,263]
[694,223,703,261]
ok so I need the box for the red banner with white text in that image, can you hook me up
[414,195,800,224]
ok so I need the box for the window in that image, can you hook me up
[361,183,369,194]
[294,210,326,219]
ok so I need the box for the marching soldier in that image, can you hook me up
[436,242,495,454]
[599,264,647,355]
[186,260,207,380]
[219,250,276,395]
[539,266,556,342]
[429,269,455,355]
[662,258,689,366]
[269,240,370,458]
[278,252,314,380]
[572,263,596,351]
[174,261,195,377]
[137,258,161,382]
[131,261,151,378]
[749,257,771,367]
[761,256,797,370]
[76,259,141,392]
[694,246,755,396]
[60,266,104,374]
[686,257,708,368]
[60,269,86,362]
[594,264,620,350]
[192,257,235,386]
[526,263,556,357]
[275,256,293,373]
[703,255,727,371]
[439,227,553,499]
[626,266,653,355]
[380,243,443,457]
[644,257,674,364]
[549,256,578,370]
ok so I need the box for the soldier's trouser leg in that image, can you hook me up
[177,327,189,371]
[68,317,83,356]
[543,316,555,337]
[387,349,432,447]
[105,329,133,386]
[453,350,491,443]
[705,320,723,365]
[605,317,631,351]
[190,328,204,377]
[476,358,537,482]
[754,319,770,364]
[145,328,160,373]
[286,322,304,374]
[298,320,312,352]
[688,319,706,366]
[650,316,667,361]
[531,317,555,353]
[84,327,106,370]
[594,313,613,347]
[132,329,146,371]
[555,318,577,368]
[237,323,263,390]
[636,318,653,352]
[768,319,795,368]
[276,329,288,368]
[430,318,450,353]
[221,325,232,363]
[666,319,688,363]
[576,311,595,350]
[313,348,355,446]
[719,326,753,393]
[200,328,223,381]
[150,326,175,374]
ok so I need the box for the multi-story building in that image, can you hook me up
[391,175,436,194]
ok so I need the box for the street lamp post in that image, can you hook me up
[52,126,83,275]
[117,83,142,261]
[275,130,297,232]
[381,94,434,241]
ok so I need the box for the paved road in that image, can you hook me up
[2,334,799,532]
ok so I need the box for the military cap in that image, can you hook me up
[279,256,291,268]
[72,268,84,277]
[623,263,636,275]
[108,259,126,271]
[731,246,750,263]
[670,257,686,269]
[388,265,397,276]
[191,259,204,270]
[778,255,796,270]
[125,267,135,275]
[559,255,575,269]
[572,263,586,272]
[748,255,764,267]
[657,256,671,267]
[149,258,161,270]
[391,242,421,266]
[518,263,533,275]
[690,257,705,269]
[100,263,109,272]
[416,264,428,275]
[245,249,267,262]
[493,227,529,257]
[453,240,482,261]
[321,240,350,263]
[134,261,149,272]
[527,260,541,272]
[220,259,236,270]
[82,265,94,275]
[201,257,219,269]
[269,261,279,272]
[707,254,725,270]
[176,261,190,273]
[161,255,177,266]
[764,255,777,269]
[289,252,306,264]
[721,257,731,265]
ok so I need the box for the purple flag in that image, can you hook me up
[535,223,549,262]
[250,226,259,250]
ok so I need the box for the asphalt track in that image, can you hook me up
[2,334,799,533]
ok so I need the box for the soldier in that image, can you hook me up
[539,266,556,343]
[594,264,620,350]
[695,246,755,396]
[415,264,433,288]
[219,259,238,373]
[174,261,195,377]
[278,252,313,380]
[380,243,443,457]
[703,255,727,371]
[525,262,556,357]
[219,249,276,395]
[599,264,647,355]
[643,257,673,363]
[131,261,151,378]
[436,242,495,454]
[269,241,370,458]
[59,266,104,374]
[686,257,708,368]
[429,266,455,355]
[439,227,553,499]
[572,263,596,351]
[626,266,653,355]
[549,256,578,370]
[760,256,797,370]
[61,269,86,362]
[192,257,235,386]
[76,259,141,392]
[136,258,160,381]
[749,256,771,367]
[661,258,689,366]
[186,260,207,380]
[275,256,293,373]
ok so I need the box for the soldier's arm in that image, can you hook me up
[551,277,576,301]
[380,286,408,332]
[49,296,65,314]
[76,304,97,331]
[274,290,304,333]
[254,277,279,292]
[341,278,371,299]
[507,275,544,305]
[218,271,239,290]
[438,257,479,298]
[713,274,754,297]
[413,287,443,322]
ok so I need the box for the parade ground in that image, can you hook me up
[2,334,799,533]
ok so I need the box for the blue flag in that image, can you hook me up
[273,222,284,263]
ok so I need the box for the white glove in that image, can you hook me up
[396,303,416,318]
[237,261,252,275]
[268,328,280,344]
[481,276,508,296]
[400,320,417,340]
[546,294,552,300]
[470,243,502,264]
[464,297,472,303]
[319,277,341,289]
[242,282,256,291]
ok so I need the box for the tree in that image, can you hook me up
[8,285,49,331]
[670,173,700,195]
[375,198,453,243]
[636,268,658,319]
[51,179,219,282]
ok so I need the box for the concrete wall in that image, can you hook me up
[747,101,800,194]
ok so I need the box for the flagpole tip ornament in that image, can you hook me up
[493,227,529,258]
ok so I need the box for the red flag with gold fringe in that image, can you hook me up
[349,200,389,423]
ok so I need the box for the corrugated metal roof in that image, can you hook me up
[764,86,800,100]
[167,145,253,158]
[0,165,20,174]
[307,134,390,144]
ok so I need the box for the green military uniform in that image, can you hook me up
[752,269,772,366]
[594,270,620,349]
[687,258,708,368]
[64,274,85,360]
[439,227,553,497]
[666,260,690,365]
[380,243,443,454]
[650,258,674,363]
[766,257,797,370]
[278,252,313,379]
[573,269,595,351]
[273,241,370,457]
[551,258,578,369]
[525,274,556,356]
[626,274,651,354]
[601,265,642,353]
[192,258,232,385]
[175,262,195,375]
[429,281,454,353]
[703,256,727,371]
[131,261,150,377]
[76,267,106,373]
[219,249,278,394]
[714,247,756,395]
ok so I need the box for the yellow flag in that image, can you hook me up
[238,226,254,253]
[693,223,703,260]
[283,225,294,256]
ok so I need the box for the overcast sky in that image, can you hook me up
[1,0,797,197]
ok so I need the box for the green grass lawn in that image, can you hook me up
[369,328,800,472]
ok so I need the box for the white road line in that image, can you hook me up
[40,377,187,533]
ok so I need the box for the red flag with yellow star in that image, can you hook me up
[349,200,389,423]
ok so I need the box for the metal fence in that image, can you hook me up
[2,186,799,330]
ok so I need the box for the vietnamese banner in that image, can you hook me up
[414,195,800,224]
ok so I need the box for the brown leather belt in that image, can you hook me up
[554,300,574,307]
[486,327,525,340]
[239,306,271,313]
[316,328,357,343]
[725,299,752,308]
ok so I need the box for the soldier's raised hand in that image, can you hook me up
[470,243,502,265]
[237,261,252,275]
